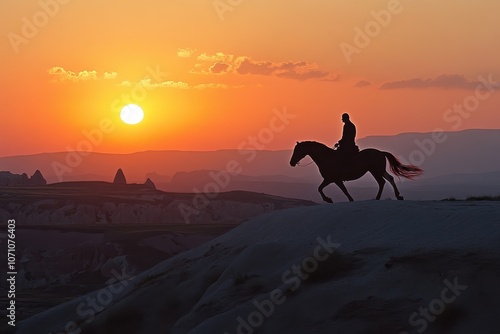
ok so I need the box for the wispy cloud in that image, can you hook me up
[103,71,118,80]
[177,48,195,58]
[236,58,276,75]
[236,57,331,81]
[321,74,341,82]
[119,78,229,90]
[197,52,234,63]
[188,51,337,81]
[48,67,117,82]
[49,65,227,90]
[380,74,491,90]
[136,79,190,89]
[193,83,229,90]
[188,52,236,75]
[210,62,230,74]
[354,80,371,87]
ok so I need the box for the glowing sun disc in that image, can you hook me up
[120,104,144,124]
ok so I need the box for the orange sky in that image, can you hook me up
[1,0,499,156]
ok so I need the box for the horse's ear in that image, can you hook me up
[296,141,299,144]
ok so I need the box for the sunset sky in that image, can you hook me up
[1,0,499,156]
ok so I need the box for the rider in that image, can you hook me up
[334,113,359,156]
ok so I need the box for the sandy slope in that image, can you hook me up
[16,200,500,334]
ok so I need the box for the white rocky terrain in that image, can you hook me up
[0,229,215,291]
[15,200,500,334]
[0,182,314,328]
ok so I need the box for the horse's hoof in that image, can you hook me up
[325,198,333,203]
[397,196,404,201]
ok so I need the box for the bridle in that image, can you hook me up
[296,160,314,167]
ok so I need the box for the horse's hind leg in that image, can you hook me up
[318,179,333,203]
[383,171,404,200]
[334,180,354,202]
[372,174,386,200]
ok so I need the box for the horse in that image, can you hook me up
[289,141,423,203]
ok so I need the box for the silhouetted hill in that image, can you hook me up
[0,182,316,225]
[145,171,171,184]
[0,149,314,184]
[0,170,46,186]
[1,129,499,200]
[358,129,500,177]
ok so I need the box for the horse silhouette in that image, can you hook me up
[290,141,423,203]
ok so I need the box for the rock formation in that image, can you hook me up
[0,170,47,186]
[144,178,156,189]
[113,168,127,184]
[30,170,47,185]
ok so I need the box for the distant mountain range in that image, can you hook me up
[357,129,500,178]
[1,129,499,200]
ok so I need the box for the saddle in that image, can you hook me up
[335,144,359,164]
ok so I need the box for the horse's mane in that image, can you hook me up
[300,141,334,152]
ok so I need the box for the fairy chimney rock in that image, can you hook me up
[113,168,127,184]
[30,170,47,185]
[144,178,156,189]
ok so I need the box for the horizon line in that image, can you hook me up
[1,128,498,159]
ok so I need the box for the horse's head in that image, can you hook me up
[290,141,308,167]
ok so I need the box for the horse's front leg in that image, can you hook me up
[334,180,354,202]
[318,179,333,203]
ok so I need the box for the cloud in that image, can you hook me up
[177,48,195,58]
[48,67,117,82]
[380,74,488,90]
[119,78,228,90]
[137,79,190,89]
[197,52,234,63]
[321,74,341,82]
[236,57,331,81]
[276,69,329,81]
[50,65,229,90]
[236,58,276,75]
[354,80,371,87]
[120,80,132,87]
[210,62,230,74]
[103,71,118,80]
[193,83,228,89]
[187,50,338,82]
[189,52,236,74]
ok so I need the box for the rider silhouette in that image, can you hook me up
[334,113,359,156]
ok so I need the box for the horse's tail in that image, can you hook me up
[384,152,423,180]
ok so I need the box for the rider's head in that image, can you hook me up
[342,113,350,122]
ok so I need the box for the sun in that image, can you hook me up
[120,104,144,125]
